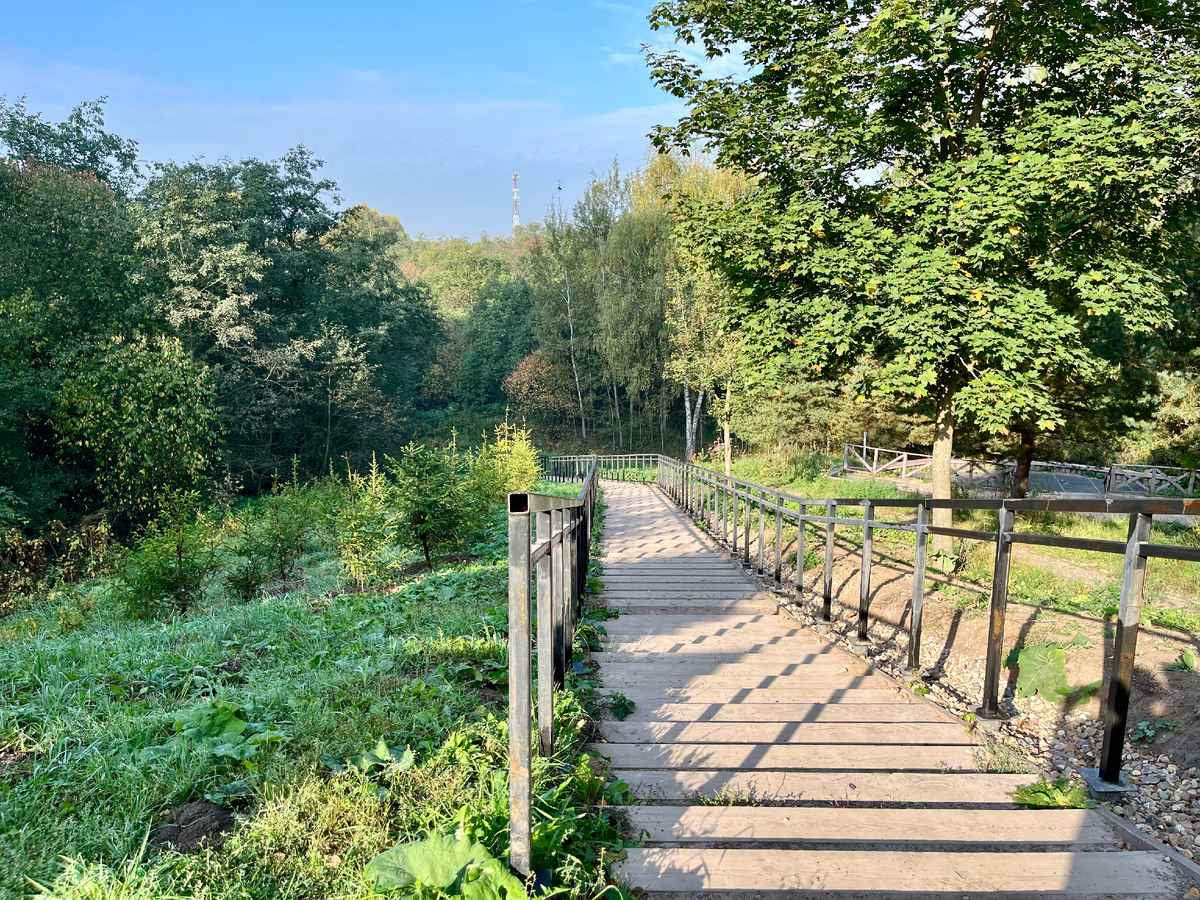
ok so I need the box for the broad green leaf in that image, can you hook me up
[365,833,525,898]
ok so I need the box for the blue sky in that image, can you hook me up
[0,1,685,236]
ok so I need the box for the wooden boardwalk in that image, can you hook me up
[593,482,1183,898]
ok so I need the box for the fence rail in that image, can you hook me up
[506,457,598,875]
[512,453,1200,840]
[844,443,1200,497]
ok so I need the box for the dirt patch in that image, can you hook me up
[394,560,429,579]
[151,800,235,853]
[476,685,506,706]
[217,657,244,675]
[0,748,28,783]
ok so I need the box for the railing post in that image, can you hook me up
[908,502,928,672]
[856,500,874,642]
[979,505,1014,719]
[1097,513,1153,784]
[552,508,567,688]
[757,490,766,574]
[773,496,783,585]
[823,501,836,621]
[536,510,554,755]
[722,479,729,546]
[796,504,806,599]
[506,494,532,876]
[724,487,734,556]
[567,507,580,676]
[742,488,752,567]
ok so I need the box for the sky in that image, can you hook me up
[0,0,686,237]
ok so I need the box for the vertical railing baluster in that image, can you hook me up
[773,496,783,585]
[979,505,1014,718]
[757,491,766,575]
[908,502,928,673]
[1098,513,1153,784]
[796,504,806,599]
[856,500,874,642]
[742,487,752,567]
[507,495,532,876]
[823,501,836,621]
[536,510,554,755]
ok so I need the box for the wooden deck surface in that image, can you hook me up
[591,481,1184,898]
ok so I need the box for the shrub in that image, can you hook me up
[468,415,540,505]
[113,490,217,617]
[390,443,472,569]
[334,455,396,592]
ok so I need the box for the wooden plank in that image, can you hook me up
[618,806,1118,845]
[597,661,878,678]
[612,687,911,704]
[601,599,780,615]
[599,720,974,745]
[599,613,788,630]
[616,769,1033,804]
[598,672,891,690]
[614,849,1177,894]
[592,741,977,771]
[615,701,953,724]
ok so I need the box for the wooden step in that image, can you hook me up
[615,701,952,724]
[617,806,1121,847]
[597,661,880,680]
[592,741,977,771]
[613,687,914,704]
[599,720,974,745]
[592,648,832,664]
[601,598,780,615]
[616,769,1032,804]
[614,848,1179,895]
[600,614,786,631]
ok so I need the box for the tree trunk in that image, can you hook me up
[1011,425,1036,499]
[723,383,732,477]
[562,269,585,439]
[931,388,956,564]
[684,384,695,461]
[422,537,432,570]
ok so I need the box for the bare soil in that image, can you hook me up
[151,800,235,853]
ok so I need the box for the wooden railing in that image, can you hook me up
[505,456,598,876]
[844,443,1199,497]
[522,454,1200,813]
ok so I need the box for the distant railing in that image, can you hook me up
[844,443,1199,498]
[531,454,1200,803]
[506,456,598,876]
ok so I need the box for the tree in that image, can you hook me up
[649,0,1199,541]
[665,248,741,468]
[54,335,220,521]
[390,443,470,569]
[0,96,139,194]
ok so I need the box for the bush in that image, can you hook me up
[390,443,472,569]
[114,490,217,617]
[468,415,540,504]
[334,455,397,592]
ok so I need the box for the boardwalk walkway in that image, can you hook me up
[593,482,1182,897]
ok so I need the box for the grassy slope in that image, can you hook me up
[1,482,628,900]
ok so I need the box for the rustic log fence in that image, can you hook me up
[844,443,1200,498]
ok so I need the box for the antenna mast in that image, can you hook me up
[511,172,520,236]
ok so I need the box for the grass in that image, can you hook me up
[0,479,633,900]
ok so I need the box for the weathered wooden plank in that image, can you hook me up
[596,661,878,679]
[592,741,977,771]
[599,720,974,746]
[614,848,1177,894]
[612,686,914,704]
[615,769,1032,804]
[614,701,951,724]
[598,672,891,691]
[618,806,1118,845]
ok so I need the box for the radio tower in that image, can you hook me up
[511,172,520,235]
